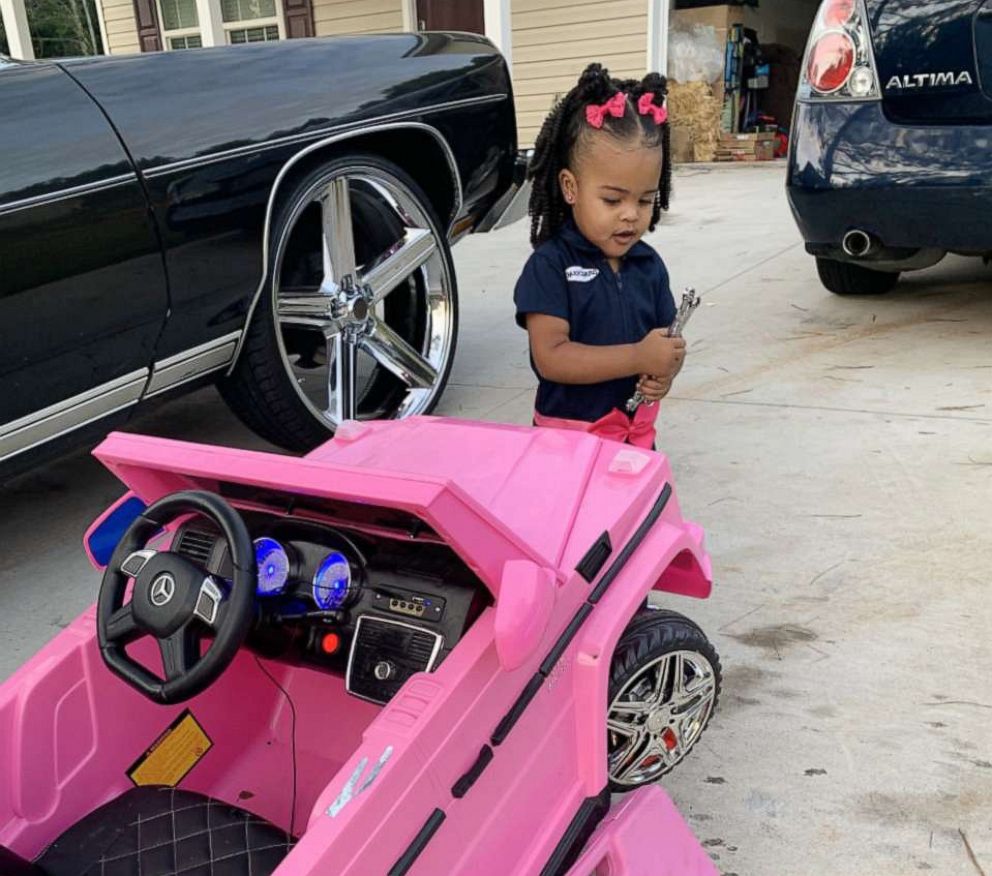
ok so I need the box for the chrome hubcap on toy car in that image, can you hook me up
[607,650,717,786]
[273,166,454,427]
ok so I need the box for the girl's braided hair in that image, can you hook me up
[527,63,673,248]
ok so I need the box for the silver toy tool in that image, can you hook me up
[626,287,700,413]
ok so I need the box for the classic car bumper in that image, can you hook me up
[787,102,992,256]
[475,150,531,233]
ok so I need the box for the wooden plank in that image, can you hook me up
[108,39,140,53]
[312,9,401,30]
[513,65,645,95]
[108,30,139,49]
[103,3,137,21]
[517,126,542,148]
[106,16,139,34]
[514,14,646,48]
[513,52,647,85]
[347,25,402,33]
[514,34,647,65]
[513,0,644,32]
[515,92,564,115]
[516,108,567,127]
[311,0,400,21]
[312,6,400,26]
[513,0,601,12]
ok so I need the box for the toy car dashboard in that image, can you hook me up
[170,510,487,705]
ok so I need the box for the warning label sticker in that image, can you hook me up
[127,710,212,787]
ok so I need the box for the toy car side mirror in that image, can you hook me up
[84,492,149,570]
[494,560,556,672]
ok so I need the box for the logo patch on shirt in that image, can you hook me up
[565,266,599,283]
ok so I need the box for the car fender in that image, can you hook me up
[570,519,712,795]
[226,120,463,372]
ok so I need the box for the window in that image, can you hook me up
[227,25,279,43]
[159,0,202,49]
[221,0,275,22]
[221,0,282,44]
[170,34,203,49]
[160,0,198,30]
[155,0,284,49]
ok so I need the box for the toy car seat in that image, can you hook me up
[7,786,292,876]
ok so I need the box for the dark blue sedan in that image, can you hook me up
[787,0,992,295]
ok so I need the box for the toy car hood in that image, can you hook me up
[92,417,710,597]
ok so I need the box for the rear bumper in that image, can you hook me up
[787,101,992,255]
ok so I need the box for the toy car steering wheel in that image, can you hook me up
[97,491,256,704]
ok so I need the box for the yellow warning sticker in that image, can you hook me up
[127,710,212,787]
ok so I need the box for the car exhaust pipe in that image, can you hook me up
[842,229,877,259]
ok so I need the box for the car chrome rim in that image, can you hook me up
[271,165,454,428]
[607,649,717,787]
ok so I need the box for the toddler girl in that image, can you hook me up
[515,64,684,448]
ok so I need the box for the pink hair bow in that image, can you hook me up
[637,92,668,125]
[585,92,627,129]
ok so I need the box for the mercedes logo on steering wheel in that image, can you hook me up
[149,573,176,607]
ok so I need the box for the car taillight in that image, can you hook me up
[799,0,879,102]
[807,32,855,93]
[822,0,855,27]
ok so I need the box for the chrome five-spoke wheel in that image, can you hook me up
[607,611,721,791]
[221,154,457,451]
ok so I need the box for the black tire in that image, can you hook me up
[219,154,459,452]
[608,609,721,792]
[816,257,900,295]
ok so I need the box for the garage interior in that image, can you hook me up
[667,0,821,162]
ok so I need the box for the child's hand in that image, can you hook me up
[636,375,672,402]
[635,330,686,380]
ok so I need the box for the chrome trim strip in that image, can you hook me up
[145,330,241,397]
[227,120,464,373]
[345,614,444,706]
[144,94,507,179]
[0,173,138,217]
[0,368,148,463]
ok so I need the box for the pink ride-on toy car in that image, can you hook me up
[0,418,720,875]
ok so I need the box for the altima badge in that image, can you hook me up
[886,71,974,90]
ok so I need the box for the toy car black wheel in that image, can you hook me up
[221,153,458,451]
[816,257,900,295]
[607,609,721,791]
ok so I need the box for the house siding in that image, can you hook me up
[100,0,141,53]
[512,0,648,147]
[96,0,403,52]
[312,0,403,36]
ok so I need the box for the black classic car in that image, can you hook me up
[789,0,992,295]
[0,34,522,476]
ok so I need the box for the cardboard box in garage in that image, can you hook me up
[716,131,776,161]
[671,3,761,110]
[672,3,760,33]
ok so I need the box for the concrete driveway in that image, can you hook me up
[2,163,990,875]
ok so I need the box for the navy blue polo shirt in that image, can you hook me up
[514,220,676,422]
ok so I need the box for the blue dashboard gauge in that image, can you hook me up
[312,551,355,610]
[254,537,290,596]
